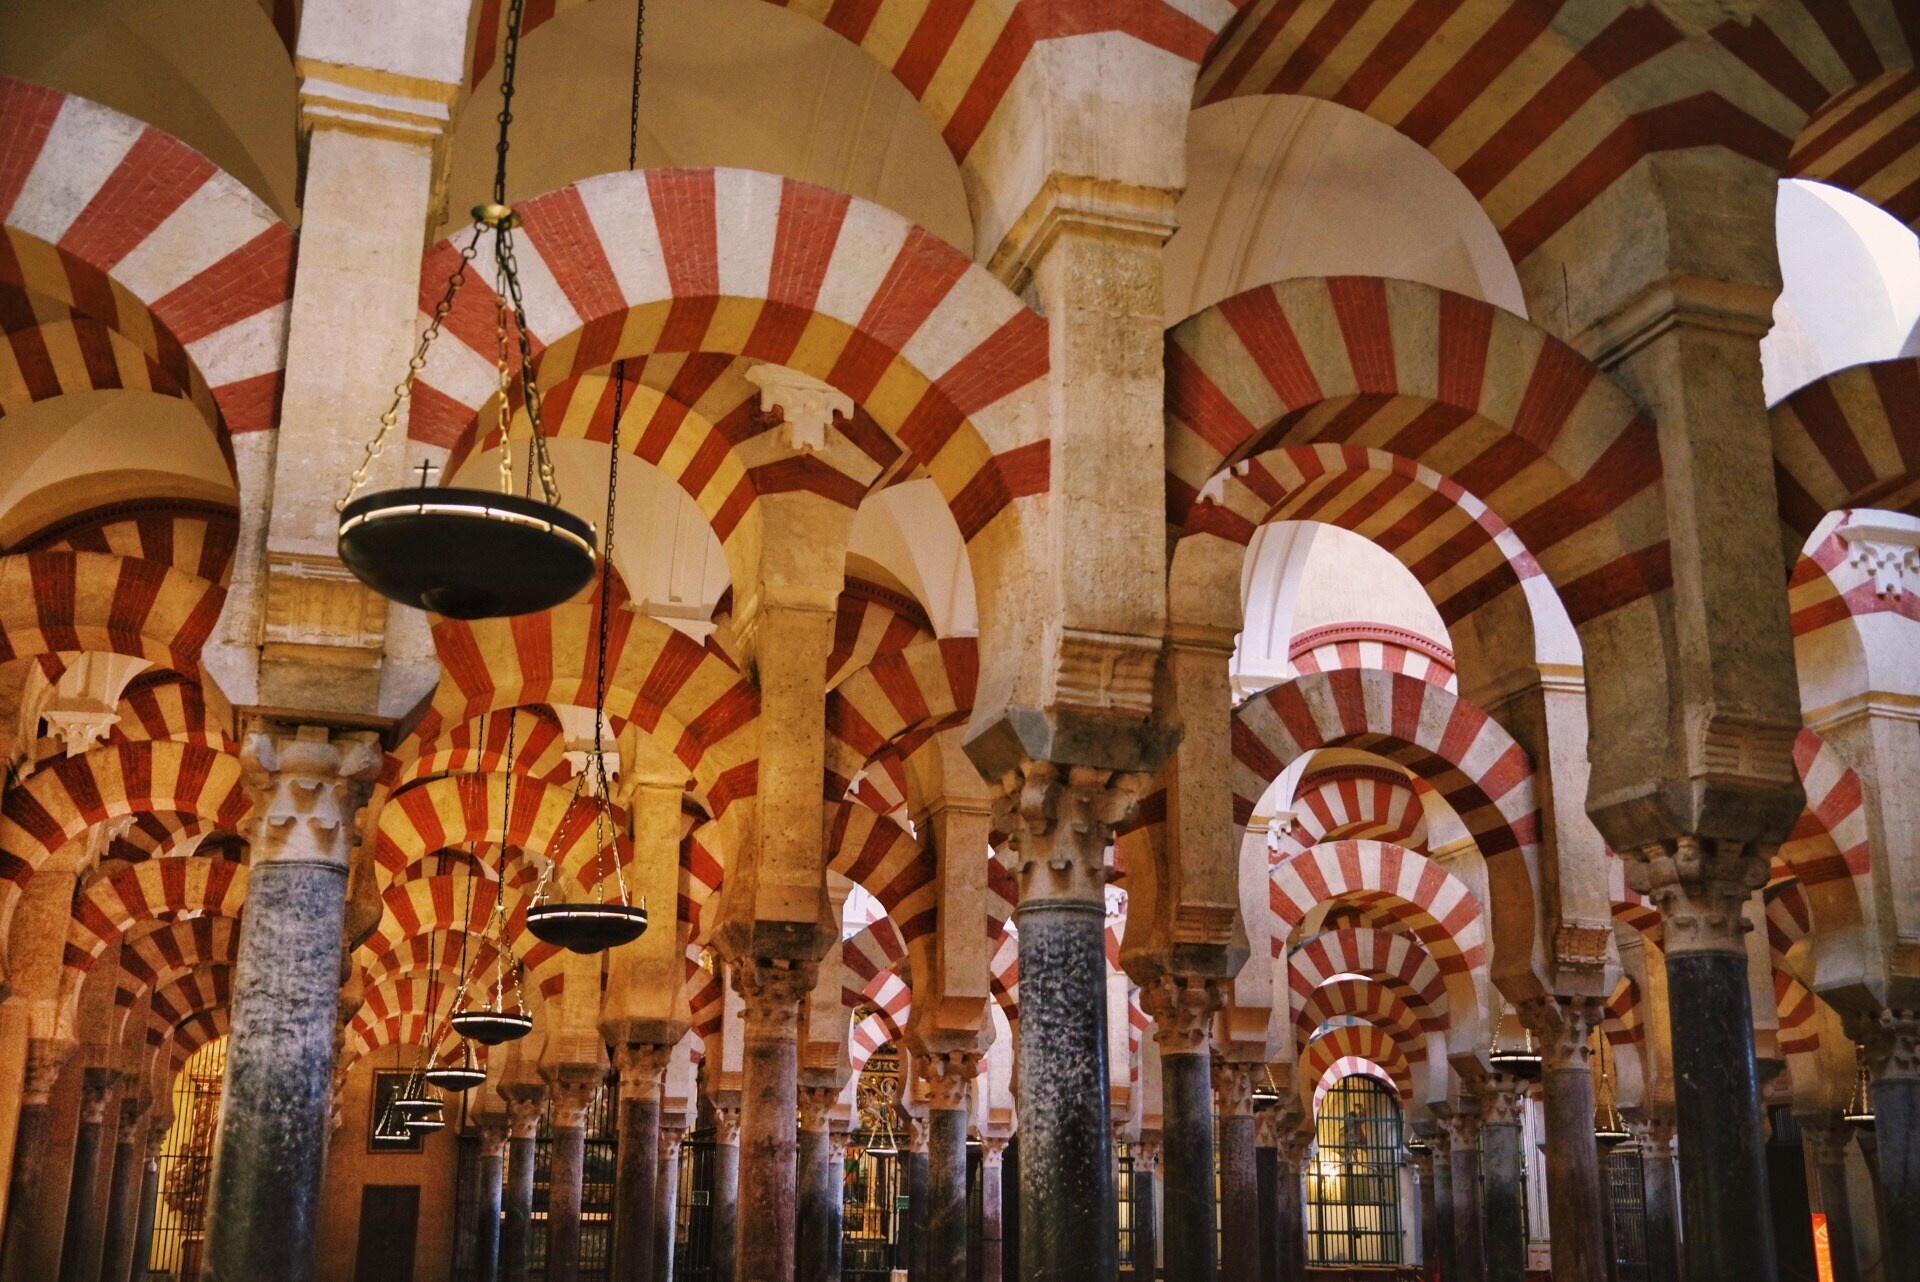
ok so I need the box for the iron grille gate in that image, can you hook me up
[1306,1074,1405,1265]
[144,1037,227,1280]
[674,1135,718,1282]
[1606,1146,1651,1282]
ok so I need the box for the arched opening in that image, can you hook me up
[1306,1073,1407,1266]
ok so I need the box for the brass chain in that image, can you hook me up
[336,224,483,511]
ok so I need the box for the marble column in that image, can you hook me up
[904,1116,930,1282]
[1634,843,1774,1282]
[1411,1148,1437,1281]
[57,1069,118,1282]
[1525,998,1609,1282]
[994,764,1142,1282]
[1428,1129,1456,1282]
[99,1097,148,1282]
[1861,1009,1920,1282]
[654,1127,683,1282]
[1481,1077,1527,1282]
[796,1087,841,1282]
[1127,1137,1157,1282]
[452,1133,481,1278]
[1445,1111,1486,1282]
[825,1129,848,1282]
[0,1036,76,1282]
[128,1129,163,1282]
[1215,1061,1260,1282]
[1627,1115,1680,1282]
[1802,1118,1862,1282]
[1140,978,1222,1282]
[473,1124,508,1282]
[612,1047,671,1282]
[919,1051,978,1281]
[711,1104,741,1282]
[204,730,380,1280]
[501,1091,546,1282]
[731,961,810,1282]
[1256,1129,1278,1282]
[1274,1125,1311,1282]
[546,1078,599,1282]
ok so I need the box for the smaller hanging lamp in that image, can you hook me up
[1406,1135,1432,1157]
[452,723,537,1044]
[407,1109,448,1136]
[374,1103,415,1144]
[1593,1031,1631,1148]
[426,1041,490,1093]
[864,1109,902,1158]
[1487,1000,1543,1078]
[1844,1055,1875,1130]
[333,0,595,621]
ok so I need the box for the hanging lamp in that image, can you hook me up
[1844,1053,1875,1130]
[1406,1135,1432,1157]
[335,0,594,620]
[374,1102,416,1145]
[523,4,650,956]
[1593,1031,1631,1148]
[426,1041,490,1093]
[421,925,490,1090]
[1486,998,1543,1078]
[451,737,536,1044]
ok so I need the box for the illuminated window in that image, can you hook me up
[1306,1074,1403,1265]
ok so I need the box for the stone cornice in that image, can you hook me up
[986,174,1180,295]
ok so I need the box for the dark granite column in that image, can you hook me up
[919,1051,977,1282]
[99,1097,148,1282]
[501,1090,546,1282]
[980,1136,1008,1282]
[1127,1137,1157,1282]
[731,961,810,1282]
[1140,978,1222,1282]
[1,1036,75,1281]
[1525,998,1609,1282]
[654,1126,684,1282]
[711,1104,741,1282]
[1428,1130,1456,1282]
[612,1047,670,1282]
[1409,1145,1436,1278]
[545,1077,599,1282]
[995,764,1142,1282]
[1446,1112,1486,1282]
[796,1087,841,1282]
[1481,1077,1527,1282]
[128,1128,163,1282]
[453,1132,481,1278]
[204,729,380,1281]
[1215,1061,1260,1282]
[1861,1010,1920,1282]
[57,1069,118,1282]
[1636,845,1774,1282]
[1274,1124,1311,1282]
[1627,1115,1680,1282]
[1802,1117,1862,1282]
[473,1124,508,1282]
[1256,1131,1278,1282]
[904,1116,930,1282]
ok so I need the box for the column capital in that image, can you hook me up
[80,1066,119,1125]
[713,1105,742,1146]
[1624,836,1768,955]
[980,1135,1010,1169]
[118,1093,150,1131]
[660,1124,688,1151]
[296,59,459,147]
[1799,1115,1854,1166]
[991,761,1150,903]
[240,728,383,871]
[475,1122,510,1161]
[1211,1061,1259,1118]
[546,1078,600,1131]
[987,174,1181,295]
[798,1085,839,1134]
[1857,1008,1920,1083]
[1519,995,1607,1072]
[1256,1101,1307,1150]
[1481,1074,1528,1128]
[502,1090,546,1140]
[905,1114,931,1157]
[612,1043,675,1098]
[916,1049,982,1113]
[23,1036,75,1106]
[1441,1109,1483,1149]
[1139,975,1226,1055]
[1623,1110,1675,1151]
[732,958,818,1043]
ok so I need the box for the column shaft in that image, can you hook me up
[502,1124,540,1282]
[732,962,808,1282]
[58,1073,114,1282]
[1,1040,74,1282]
[980,1142,1007,1282]
[1275,1145,1307,1282]
[128,1137,161,1282]
[905,1139,930,1282]
[98,1113,145,1282]
[1256,1143,1278,1282]
[711,1118,740,1282]
[1869,1068,1919,1282]
[1448,1123,1486,1282]
[924,1107,969,1281]
[1635,1125,1681,1282]
[474,1131,506,1282]
[1809,1143,1861,1282]
[796,1125,838,1282]
[1430,1142,1456,1282]
[1217,1090,1258,1282]
[613,1092,661,1282]
[1527,999,1609,1282]
[1158,1046,1215,1282]
[654,1129,683,1282]
[1481,1086,1526,1282]
[547,1121,588,1282]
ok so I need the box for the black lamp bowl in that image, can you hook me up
[390,1093,443,1116]
[339,486,596,620]
[407,1112,447,1135]
[450,1008,534,1046]
[1406,1137,1431,1156]
[425,1064,490,1092]
[1488,1049,1543,1080]
[525,901,648,954]
[1594,1125,1632,1149]
[1844,1108,1875,1131]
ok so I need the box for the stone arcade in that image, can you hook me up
[0,2,1917,1281]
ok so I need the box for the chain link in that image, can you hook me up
[336,224,483,511]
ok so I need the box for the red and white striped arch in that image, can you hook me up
[410,169,1047,547]
[13,503,240,587]
[360,872,566,997]
[1765,880,1814,971]
[826,803,938,946]
[0,76,293,439]
[1231,669,1538,875]
[828,580,935,691]
[1288,926,1449,1028]
[1271,764,1428,864]
[824,637,978,797]
[1603,977,1644,1050]
[0,741,249,915]
[104,677,235,756]
[65,856,247,979]
[112,916,241,1041]
[1303,1023,1412,1101]
[1781,727,1871,937]
[371,772,628,889]
[1772,357,1920,563]
[1168,278,1664,628]
[1774,968,1825,1059]
[0,294,222,439]
[0,553,226,676]
[342,975,464,1072]
[1289,622,1457,690]
[387,706,573,796]
[143,966,232,1051]
[166,1007,230,1075]
[1295,976,1431,1055]
[358,931,500,997]
[1785,69,1920,234]
[1269,840,1487,978]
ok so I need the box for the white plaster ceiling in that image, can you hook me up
[0,0,299,221]
[441,0,974,254]
[1167,95,1527,325]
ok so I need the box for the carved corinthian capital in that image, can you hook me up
[1859,1009,1920,1084]
[732,959,817,1042]
[1625,835,1768,955]
[1519,996,1606,1073]
[992,761,1149,903]
[240,728,383,870]
[1139,974,1225,1055]
[1212,1061,1258,1117]
[917,1049,981,1113]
